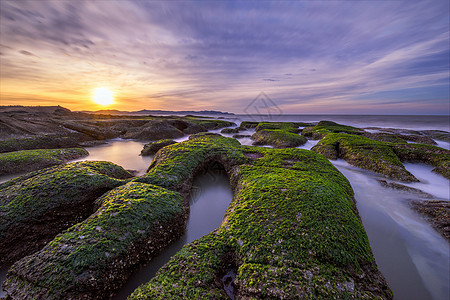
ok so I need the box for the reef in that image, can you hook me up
[411,200,450,240]
[308,121,450,181]
[3,135,391,299]
[0,161,132,266]
[140,139,177,156]
[251,129,306,148]
[0,148,88,175]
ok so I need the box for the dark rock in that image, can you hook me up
[411,200,450,240]
[0,148,89,175]
[141,139,177,156]
[221,128,240,134]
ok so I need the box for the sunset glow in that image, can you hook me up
[92,88,114,106]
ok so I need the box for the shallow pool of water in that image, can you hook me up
[332,160,449,300]
[113,169,233,299]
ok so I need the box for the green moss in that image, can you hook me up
[0,161,132,264]
[4,182,185,299]
[141,139,177,156]
[251,129,307,148]
[312,133,417,182]
[392,143,450,179]
[302,121,364,139]
[0,148,88,175]
[255,122,301,133]
[187,119,235,129]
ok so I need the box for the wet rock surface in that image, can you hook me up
[411,200,450,240]
[3,182,186,299]
[140,139,177,156]
[0,161,132,266]
[0,148,88,175]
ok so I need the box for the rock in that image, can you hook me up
[188,132,222,140]
[3,182,186,299]
[377,180,434,198]
[221,128,240,134]
[302,120,364,139]
[0,148,89,175]
[312,133,418,182]
[123,121,184,141]
[420,130,450,143]
[411,200,450,240]
[251,129,307,148]
[0,161,132,265]
[141,139,177,156]
[0,135,82,153]
[233,134,251,139]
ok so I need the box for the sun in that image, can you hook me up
[92,87,114,106]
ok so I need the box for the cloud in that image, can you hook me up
[0,0,448,113]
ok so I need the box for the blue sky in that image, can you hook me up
[0,0,449,114]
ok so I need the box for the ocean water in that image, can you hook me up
[218,114,450,132]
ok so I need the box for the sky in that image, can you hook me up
[0,0,449,114]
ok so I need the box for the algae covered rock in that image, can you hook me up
[0,161,132,265]
[0,135,82,153]
[129,138,392,299]
[0,148,88,175]
[251,129,307,148]
[312,133,418,182]
[302,120,364,139]
[140,139,177,156]
[221,127,240,134]
[392,143,450,179]
[3,182,185,299]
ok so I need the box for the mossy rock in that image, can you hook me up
[0,148,88,175]
[312,133,418,182]
[0,161,132,265]
[140,139,177,156]
[251,129,307,148]
[239,121,259,129]
[3,182,186,299]
[302,121,364,139]
[0,135,81,153]
[255,122,301,133]
[187,119,236,130]
[421,130,450,143]
[221,128,240,134]
[392,143,450,179]
[128,138,391,299]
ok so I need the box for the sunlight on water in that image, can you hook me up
[332,160,449,300]
[72,139,154,176]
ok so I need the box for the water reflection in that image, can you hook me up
[72,139,154,176]
[113,169,233,299]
